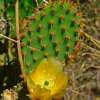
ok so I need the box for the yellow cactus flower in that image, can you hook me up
[26,58,68,100]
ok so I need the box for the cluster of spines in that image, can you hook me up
[20,2,80,73]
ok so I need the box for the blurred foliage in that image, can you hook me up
[0,0,43,63]
[1,0,43,19]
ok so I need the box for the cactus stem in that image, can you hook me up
[16,0,25,79]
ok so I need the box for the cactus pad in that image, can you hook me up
[20,1,81,74]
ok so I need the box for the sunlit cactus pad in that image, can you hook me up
[20,1,80,73]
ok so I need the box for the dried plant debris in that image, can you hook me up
[63,1,100,100]
[1,89,18,100]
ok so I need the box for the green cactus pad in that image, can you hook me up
[20,2,81,74]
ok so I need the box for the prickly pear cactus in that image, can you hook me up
[20,1,81,99]
[20,1,81,74]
